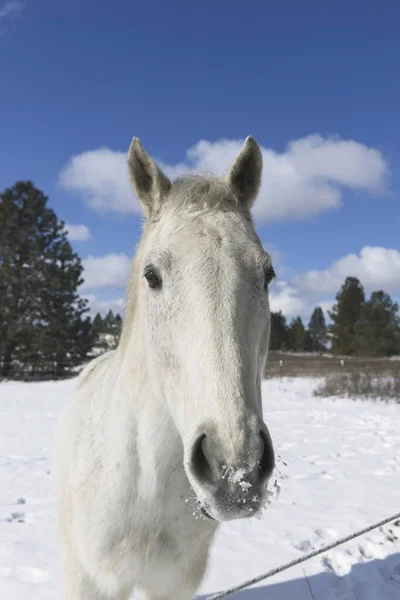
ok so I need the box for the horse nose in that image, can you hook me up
[189,433,215,486]
[189,429,274,488]
[259,427,275,483]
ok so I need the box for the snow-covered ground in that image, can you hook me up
[1,377,399,599]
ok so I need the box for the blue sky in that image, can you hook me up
[1,0,399,319]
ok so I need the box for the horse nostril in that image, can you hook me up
[190,433,214,486]
[259,429,275,483]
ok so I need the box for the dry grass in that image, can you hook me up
[264,351,400,402]
[314,372,400,403]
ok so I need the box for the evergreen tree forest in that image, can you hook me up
[91,311,123,349]
[270,277,400,357]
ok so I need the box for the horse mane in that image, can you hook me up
[117,238,144,352]
[167,175,239,214]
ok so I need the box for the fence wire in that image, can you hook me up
[205,511,400,599]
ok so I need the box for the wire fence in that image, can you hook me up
[1,352,400,382]
[0,358,90,381]
[265,354,400,378]
[205,511,400,599]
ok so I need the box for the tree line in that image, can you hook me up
[1,181,399,379]
[92,311,123,349]
[270,307,328,353]
[270,276,400,357]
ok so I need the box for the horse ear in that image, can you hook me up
[225,136,262,210]
[127,138,172,218]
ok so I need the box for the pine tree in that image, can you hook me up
[269,311,288,351]
[104,310,115,334]
[108,311,122,345]
[91,310,123,350]
[354,291,400,357]
[329,277,365,355]
[114,313,122,333]
[91,313,104,340]
[308,307,328,353]
[0,181,94,378]
[303,330,313,352]
[287,316,306,352]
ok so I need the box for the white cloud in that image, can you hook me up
[296,246,400,295]
[319,300,335,318]
[59,134,388,223]
[59,148,133,214]
[81,253,130,292]
[269,281,310,320]
[85,294,125,316]
[0,1,24,23]
[262,243,289,278]
[65,223,92,241]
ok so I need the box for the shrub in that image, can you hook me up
[314,372,400,403]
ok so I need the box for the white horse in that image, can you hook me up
[53,135,276,600]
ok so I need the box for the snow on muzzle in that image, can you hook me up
[186,426,276,521]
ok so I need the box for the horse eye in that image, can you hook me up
[264,266,276,289]
[144,268,162,289]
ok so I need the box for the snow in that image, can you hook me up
[0,377,399,599]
